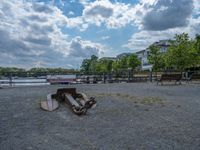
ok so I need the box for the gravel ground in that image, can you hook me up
[0,83,200,150]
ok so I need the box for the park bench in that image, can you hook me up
[188,74,200,83]
[131,76,148,82]
[157,74,182,85]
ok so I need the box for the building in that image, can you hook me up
[153,40,170,53]
[136,49,152,70]
[136,40,170,70]
[99,53,132,61]
[116,53,132,59]
[99,40,170,71]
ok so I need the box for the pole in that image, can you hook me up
[149,68,152,82]
[9,72,13,86]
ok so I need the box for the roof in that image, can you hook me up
[116,53,132,59]
[99,57,117,61]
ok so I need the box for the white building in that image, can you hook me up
[136,40,170,70]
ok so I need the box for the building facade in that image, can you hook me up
[135,40,170,70]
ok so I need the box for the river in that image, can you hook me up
[0,78,50,86]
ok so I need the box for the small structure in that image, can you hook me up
[46,75,76,84]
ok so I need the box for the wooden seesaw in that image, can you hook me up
[40,88,96,115]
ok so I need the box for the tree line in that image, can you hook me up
[0,67,79,77]
[80,54,141,74]
[148,33,200,74]
[81,33,200,75]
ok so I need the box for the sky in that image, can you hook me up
[0,0,199,69]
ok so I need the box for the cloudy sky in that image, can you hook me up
[0,0,199,68]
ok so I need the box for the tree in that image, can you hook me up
[89,55,98,74]
[112,60,120,72]
[192,34,200,66]
[80,59,91,74]
[165,33,192,71]
[80,55,98,74]
[148,45,164,76]
[96,59,113,73]
[118,56,128,69]
[127,53,141,70]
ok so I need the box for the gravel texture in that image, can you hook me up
[0,83,200,150]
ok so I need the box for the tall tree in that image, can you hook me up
[96,59,113,73]
[89,55,98,74]
[80,59,91,74]
[165,33,191,71]
[148,45,164,76]
[192,34,200,66]
[127,53,141,70]
[118,56,128,69]
[112,60,120,72]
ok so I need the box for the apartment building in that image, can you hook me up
[136,40,170,70]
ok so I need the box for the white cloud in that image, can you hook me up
[194,0,200,11]
[0,0,199,68]
[77,0,194,30]
[79,0,90,5]
[65,0,138,30]
[69,36,105,58]
[141,0,193,31]
[68,11,75,16]
[123,30,176,51]
[123,0,199,51]
[101,36,110,40]
[123,18,199,52]
[0,0,105,68]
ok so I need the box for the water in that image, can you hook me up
[0,75,77,87]
[47,74,76,79]
[0,78,50,87]
[0,75,76,86]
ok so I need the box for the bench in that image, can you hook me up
[188,74,200,83]
[157,74,182,85]
[132,76,148,82]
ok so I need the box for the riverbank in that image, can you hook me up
[0,83,200,149]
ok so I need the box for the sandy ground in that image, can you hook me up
[0,83,200,150]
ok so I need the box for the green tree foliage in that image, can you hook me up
[148,45,165,72]
[147,33,200,72]
[118,56,128,69]
[192,34,200,65]
[80,55,99,74]
[0,67,26,77]
[127,54,141,70]
[89,55,98,74]
[80,59,91,74]
[165,33,192,71]
[96,59,113,73]
[0,67,79,77]
[194,34,200,54]
[80,54,141,74]
[112,60,120,72]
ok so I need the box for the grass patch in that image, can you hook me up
[87,92,166,106]
[140,96,164,105]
